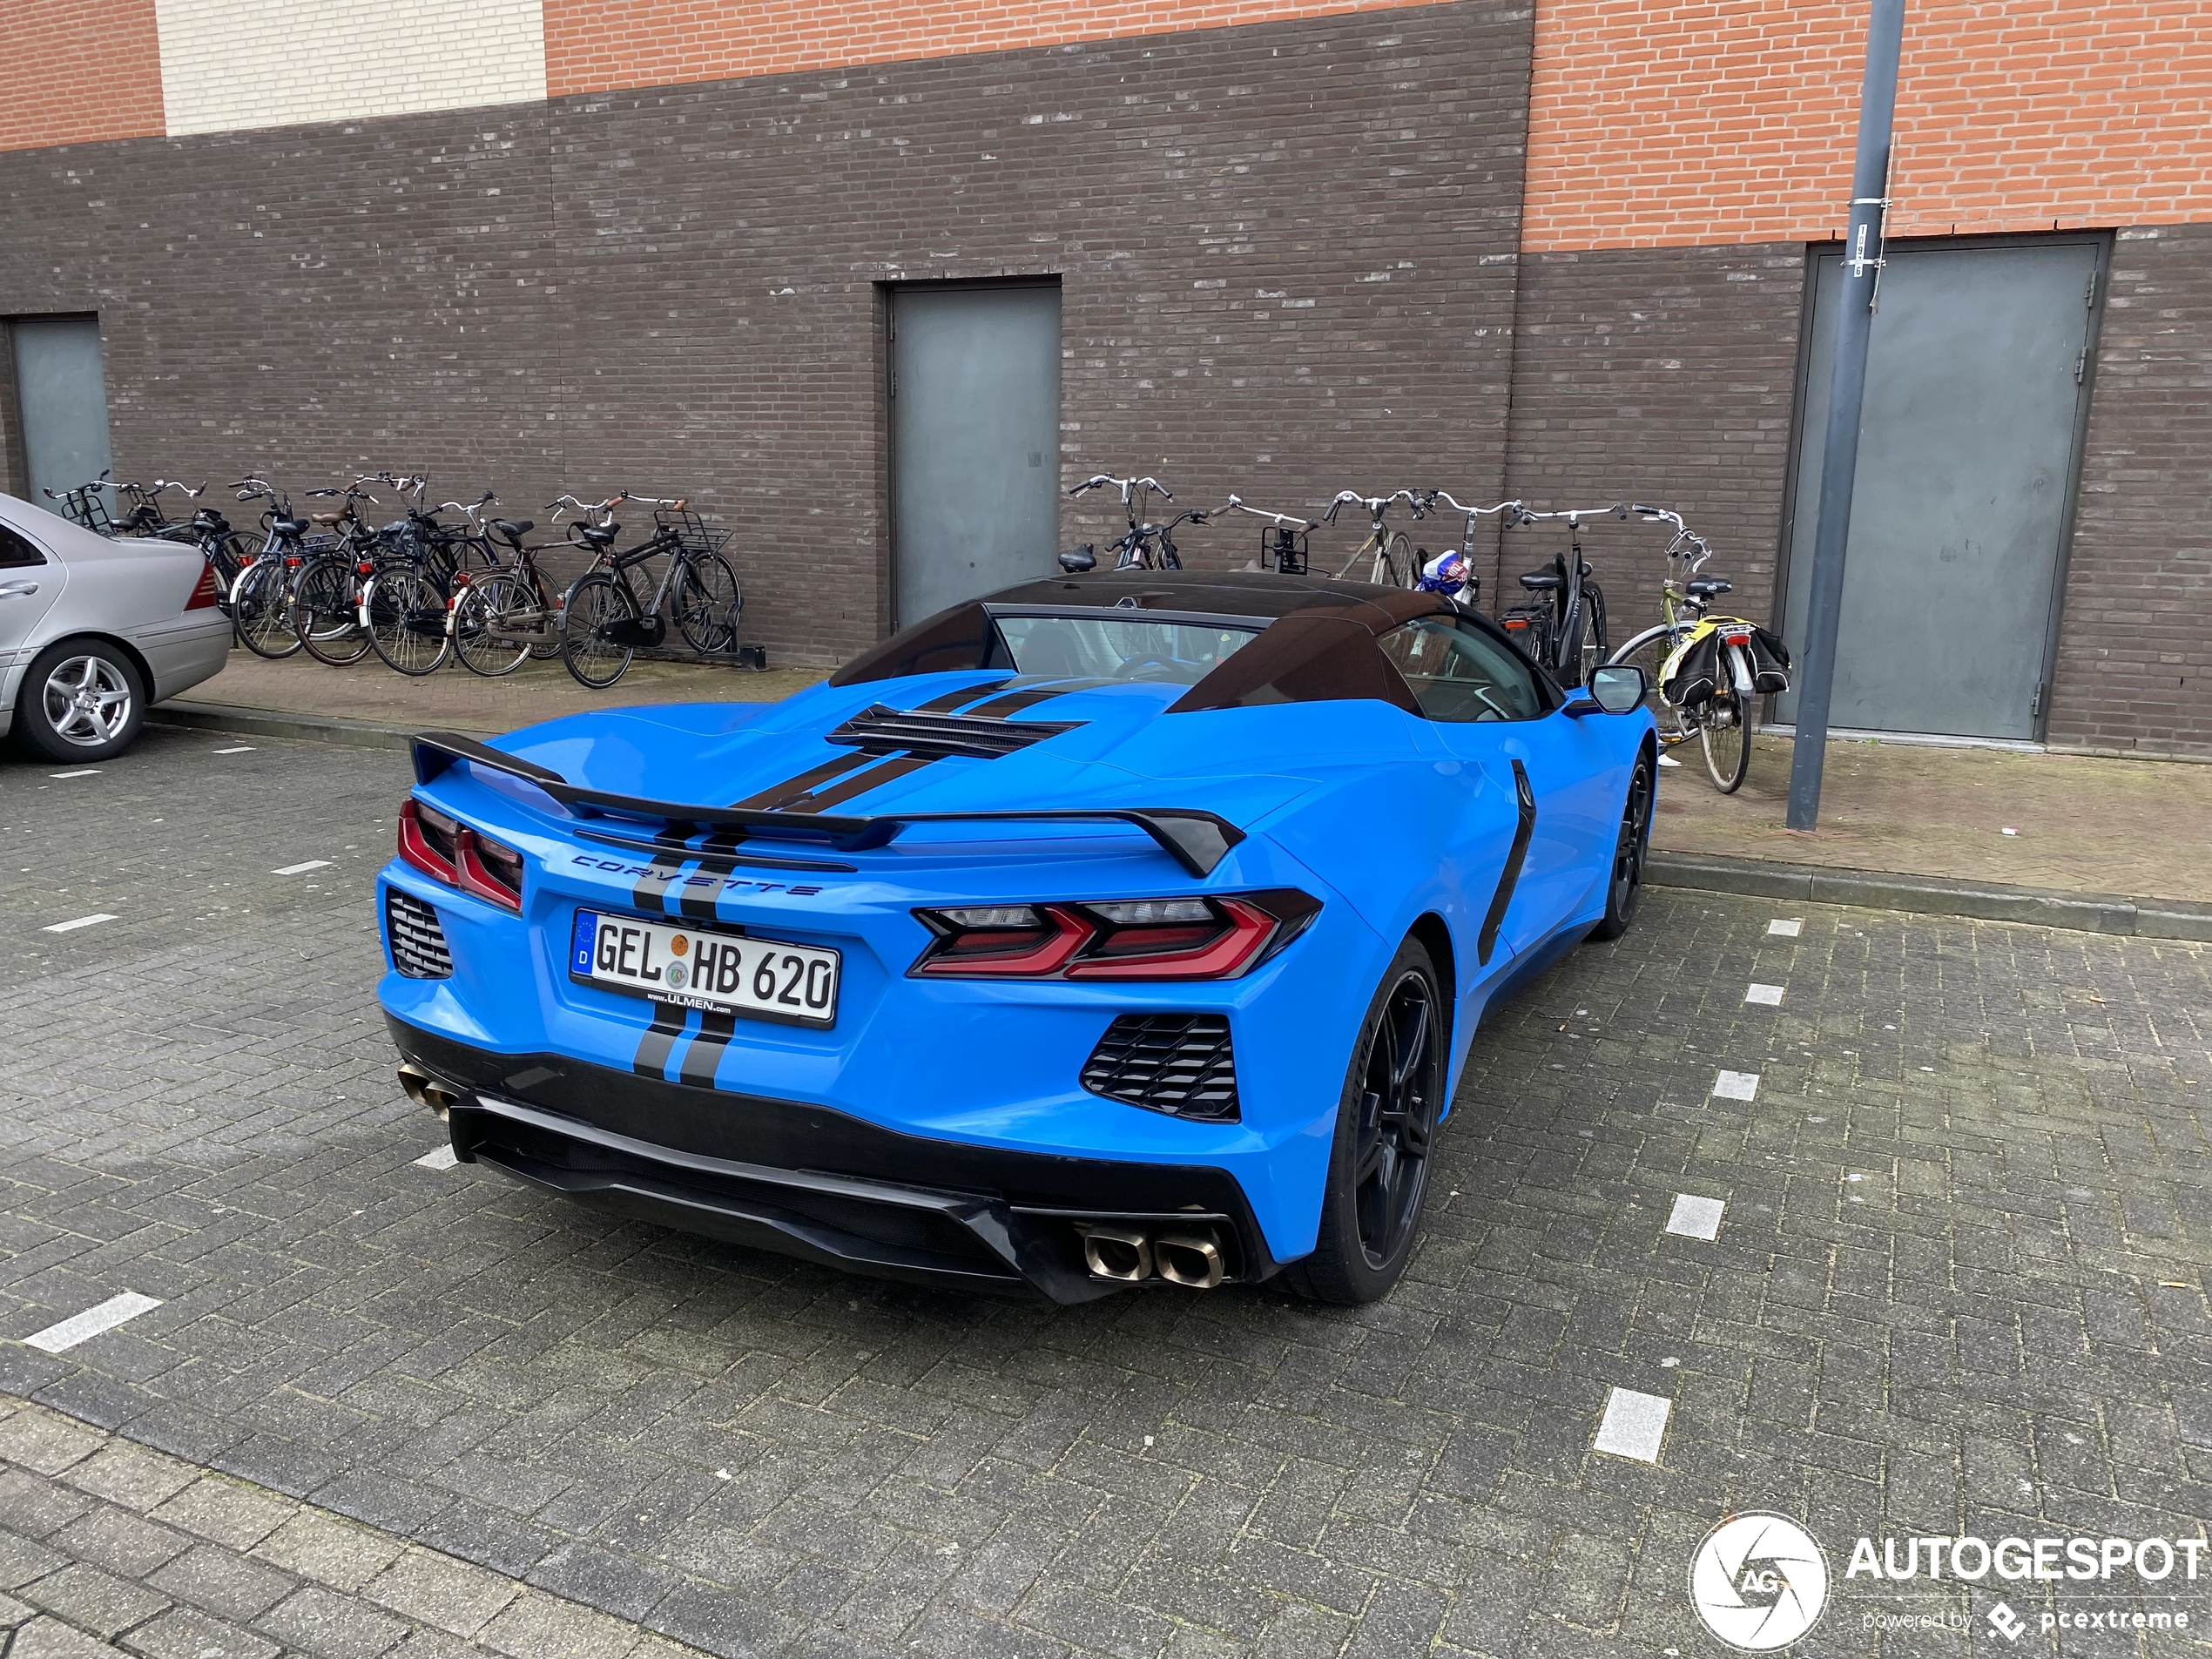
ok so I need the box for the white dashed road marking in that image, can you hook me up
[1666,1194,1726,1240]
[1767,918,1803,937]
[43,914,118,934]
[212,745,254,755]
[273,860,334,876]
[1745,983,1785,1005]
[414,1145,460,1171]
[49,770,101,779]
[1593,1387,1672,1462]
[25,1291,164,1353]
[1713,1069,1761,1101]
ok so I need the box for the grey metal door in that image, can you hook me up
[12,318,114,516]
[1777,239,2101,740]
[890,284,1061,627]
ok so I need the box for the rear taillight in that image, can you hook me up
[357,561,376,577]
[185,562,220,610]
[1722,630,1752,647]
[912,891,1318,981]
[397,799,523,911]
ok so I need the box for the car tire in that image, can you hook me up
[1588,749,1654,942]
[1284,935,1446,1305]
[14,637,148,763]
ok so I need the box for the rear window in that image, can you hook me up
[991,616,1258,685]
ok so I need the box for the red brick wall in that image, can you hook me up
[0,0,165,152]
[1522,0,2212,251]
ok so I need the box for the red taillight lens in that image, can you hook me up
[911,891,1319,981]
[1722,630,1751,647]
[185,562,220,610]
[397,799,524,911]
[357,561,376,577]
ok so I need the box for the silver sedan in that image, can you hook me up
[0,491,232,761]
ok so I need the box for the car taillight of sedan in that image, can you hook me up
[911,891,1319,980]
[397,799,525,911]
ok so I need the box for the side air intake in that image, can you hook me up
[1081,1014,1238,1121]
[386,888,454,979]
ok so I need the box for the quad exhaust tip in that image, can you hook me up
[397,1063,460,1118]
[1076,1223,1226,1290]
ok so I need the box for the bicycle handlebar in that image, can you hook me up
[1069,474,1171,502]
[1512,502,1629,525]
[1422,489,1521,520]
[1219,495,1317,532]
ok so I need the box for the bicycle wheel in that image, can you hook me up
[233,557,305,659]
[1606,625,1694,746]
[671,553,742,654]
[1576,580,1608,688]
[367,569,452,676]
[451,572,536,678]
[1700,690,1752,793]
[561,571,637,689]
[1371,531,1413,588]
[291,556,373,666]
[207,532,248,598]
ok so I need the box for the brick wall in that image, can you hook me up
[2045,222,2212,758]
[0,0,165,153]
[1522,0,2212,251]
[0,1,1532,665]
[1496,243,1806,631]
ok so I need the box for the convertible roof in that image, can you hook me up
[830,570,1462,691]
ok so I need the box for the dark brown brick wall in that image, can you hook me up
[0,2,1533,665]
[1494,242,1809,638]
[2046,221,2212,759]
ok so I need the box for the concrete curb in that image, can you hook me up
[152,698,2211,943]
[1648,852,2212,943]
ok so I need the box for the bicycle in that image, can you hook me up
[226,478,318,659]
[1063,474,1214,571]
[1222,495,1319,574]
[449,508,565,678]
[1498,502,1623,688]
[556,492,742,690]
[361,478,496,676]
[1323,489,1427,587]
[286,477,388,666]
[1604,505,1788,793]
[1410,490,1521,611]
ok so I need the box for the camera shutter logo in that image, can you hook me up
[1689,1513,1831,1650]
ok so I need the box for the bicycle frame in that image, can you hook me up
[1325,489,1424,585]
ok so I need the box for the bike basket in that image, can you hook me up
[59,489,119,536]
[1264,526,1309,576]
[655,507,732,556]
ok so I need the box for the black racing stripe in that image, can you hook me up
[914,678,1010,713]
[631,1002,691,1078]
[785,752,938,813]
[961,678,1106,718]
[729,755,873,812]
[671,858,740,921]
[631,858,687,914]
[1477,759,1539,967]
[677,1010,739,1089]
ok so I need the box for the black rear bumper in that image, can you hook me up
[387,1017,1278,1304]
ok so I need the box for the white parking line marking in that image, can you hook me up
[44,914,118,934]
[414,1146,460,1171]
[1666,1194,1726,1240]
[212,745,254,755]
[1767,918,1802,937]
[49,770,101,779]
[25,1291,164,1353]
[273,860,333,876]
[1594,1387,1672,1462]
[1745,983,1785,1006]
[1712,1069,1761,1101]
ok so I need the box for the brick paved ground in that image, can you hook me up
[3,727,2211,1656]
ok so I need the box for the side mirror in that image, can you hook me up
[1564,664,1648,717]
[1058,544,1097,573]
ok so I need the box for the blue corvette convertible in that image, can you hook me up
[378,571,1655,1305]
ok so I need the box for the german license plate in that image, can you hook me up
[570,910,839,1028]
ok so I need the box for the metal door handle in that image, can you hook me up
[0,580,39,597]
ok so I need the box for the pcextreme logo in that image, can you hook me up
[1689,1513,1831,1650]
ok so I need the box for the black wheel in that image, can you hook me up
[367,568,451,676]
[561,571,637,689]
[232,556,304,659]
[671,553,742,654]
[1578,579,1608,688]
[289,556,373,666]
[451,572,537,678]
[1285,937,1446,1305]
[206,532,248,606]
[1588,751,1654,942]
[14,637,148,762]
[1700,689,1751,793]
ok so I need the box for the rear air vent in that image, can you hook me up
[386,888,453,979]
[826,705,1082,761]
[1081,1014,1238,1121]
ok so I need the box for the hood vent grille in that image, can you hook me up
[826,704,1082,762]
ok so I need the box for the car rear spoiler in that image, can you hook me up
[410,731,1246,878]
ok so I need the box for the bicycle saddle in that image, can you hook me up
[310,511,344,526]
[492,518,534,540]
[271,515,308,536]
[1686,577,1734,597]
[1517,570,1563,591]
[576,523,617,547]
